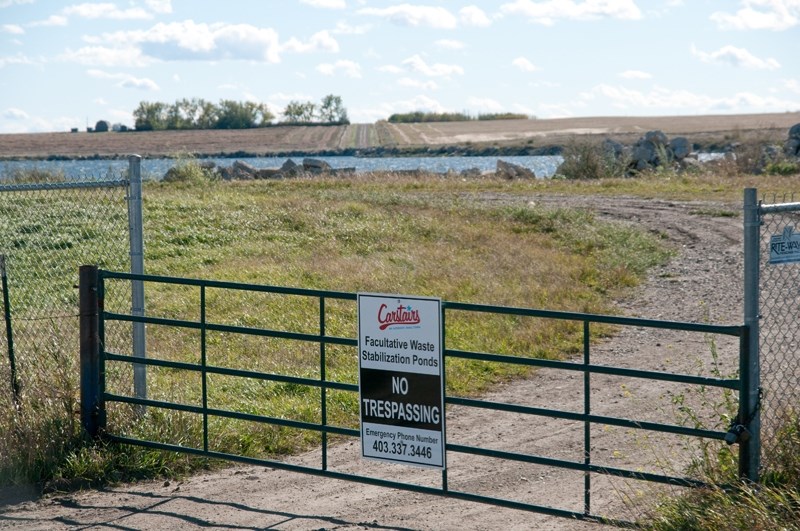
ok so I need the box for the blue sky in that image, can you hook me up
[0,0,798,133]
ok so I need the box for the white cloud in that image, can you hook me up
[619,69,652,79]
[468,97,504,112]
[87,69,160,90]
[3,107,28,120]
[60,46,149,67]
[460,5,492,26]
[0,53,33,67]
[2,24,24,34]
[29,15,68,27]
[783,79,800,94]
[357,4,458,29]
[0,112,79,134]
[378,65,404,74]
[711,0,800,31]
[398,77,438,90]
[282,30,339,53]
[300,0,346,8]
[500,0,642,25]
[691,44,781,70]
[333,21,371,34]
[435,39,465,50]
[63,3,151,20]
[589,83,800,113]
[316,59,362,77]
[87,21,282,63]
[0,0,33,7]
[402,54,464,77]
[145,0,173,14]
[512,56,539,72]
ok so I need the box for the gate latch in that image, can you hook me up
[724,423,751,445]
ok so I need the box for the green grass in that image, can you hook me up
[0,172,673,491]
[2,167,798,530]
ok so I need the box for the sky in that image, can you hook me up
[0,0,798,133]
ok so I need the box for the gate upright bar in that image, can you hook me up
[741,187,761,482]
[79,265,103,438]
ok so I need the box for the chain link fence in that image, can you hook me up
[0,174,136,415]
[757,192,800,466]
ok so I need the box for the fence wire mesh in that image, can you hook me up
[0,177,132,412]
[758,193,800,466]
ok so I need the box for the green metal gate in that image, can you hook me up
[79,266,754,527]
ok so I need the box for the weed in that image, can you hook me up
[554,139,631,179]
[0,173,674,491]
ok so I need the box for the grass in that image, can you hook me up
[1,170,674,492]
[1,159,799,529]
[644,410,800,530]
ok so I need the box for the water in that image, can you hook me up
[0,155,563,181]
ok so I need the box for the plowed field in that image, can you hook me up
[1,112,797,159]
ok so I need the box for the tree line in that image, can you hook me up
[133,95,349,131]
[387,111,529,123]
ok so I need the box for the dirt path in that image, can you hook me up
[0,195,745,530]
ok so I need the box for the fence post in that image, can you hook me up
[128,155,146,404]
[80,265,103,438]
[741,187,761,482]
[1,255,20,405]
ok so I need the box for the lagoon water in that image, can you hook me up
[0,155,563,181]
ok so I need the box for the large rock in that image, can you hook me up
[630,129,673,171]
[256,168,283,179]
[602,138,624,160]
[785,123,800,158]
[303,158,332,173]
[496,159,536,179]
[233,161,258,179]
[281,158,299,172]
[670,137,691,160]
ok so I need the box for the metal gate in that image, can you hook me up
[79,264,755,527]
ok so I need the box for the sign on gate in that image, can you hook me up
[769,225,800,264]
[358,293,445,469]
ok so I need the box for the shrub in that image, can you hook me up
[162,154,218,184]
[555,140,630,179]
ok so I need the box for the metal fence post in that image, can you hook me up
[1,255,20,405]
[741,187,761,482]
[80,265,103,438]
[128,155,146,403]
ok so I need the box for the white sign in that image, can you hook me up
[770,226,800,264]
[358,293,445,469]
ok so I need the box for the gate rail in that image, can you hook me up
[80,266,751,527]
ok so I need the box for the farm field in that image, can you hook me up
[0,111,798,159]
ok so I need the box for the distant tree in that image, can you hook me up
[282,95,348,124]
[195,99,219,129]
[318,94,349,124]
[213,100,274,129]
[282,100,316,123]
[133,98,273,130]
[133,101,168,130]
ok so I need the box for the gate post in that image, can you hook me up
[741,187,761,482]
[128,155,146,404]
[80,265,104,438]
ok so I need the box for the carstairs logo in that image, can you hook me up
[377,301,421,330]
